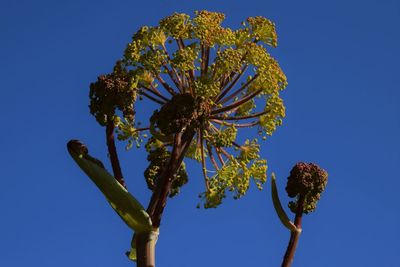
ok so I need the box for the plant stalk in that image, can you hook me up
[105,121,126,188]
[136,129,194,266]
[136,231,158,267]
[281,195,305,267]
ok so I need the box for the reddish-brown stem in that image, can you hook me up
[177,39,185,50]
[199,128,209,190]
[211,119,259,128]
[206,143,219,170]
[231,141,242,149]
[146,129,195,228]
[211,89,263,115]
[218,74,259,105]
[135,127,150,132]
[140,85,170,102]
[214,65,248,103]
[219,147,232,159]
[139,91,166,105]
[136,232,156,267]
[155,74,177,96]
[161,44,184,92]
[210,110,268,121]
[216,149,225,166]
[204,46,210,76]
[105,121,126,188]
[148,45,182,92]
[281,196,305,267]
[200,45,205,77]
[177,38,196,86]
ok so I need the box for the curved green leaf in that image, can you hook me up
[270,173,298,232]
[67,140,153,233]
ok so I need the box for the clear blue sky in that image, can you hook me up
[1,0,399,266]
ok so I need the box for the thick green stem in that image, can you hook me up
[281,196,305,267]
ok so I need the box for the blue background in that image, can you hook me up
[1,0,399,266]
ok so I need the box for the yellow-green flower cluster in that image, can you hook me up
[235,99,255,116]
[159,13,192,39]
[171,44,198,71]
[194,76,220,98]
[247,16,278,47]
[213,48,244,77]
[113,117,142,149]
[259,94,285,136]
[192,10,226,46]
[91,10,289,205]
[185,139,207,162]
[202,154,267,208]
[144,138,188,198]
[238,139,260,163]
[208,125,237,148]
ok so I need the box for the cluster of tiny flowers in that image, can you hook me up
[286,162,328,214]
[144,138,188,197]
[89,10,287,207]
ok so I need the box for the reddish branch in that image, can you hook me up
[199,128,209,190]
[218,74,259,105]
[105,121,127,188]
[140,85,170,102]
[211,119,259,128]
[281,196,305,267]
[214,65,247,103]
[155,74,177,96]
[216,149,225,166]
[210,110,268,121]
[207,143,219,171]
[211,88,263,115]
[139,91,166,105]
[160,45,184,92]
[146,130,195,228]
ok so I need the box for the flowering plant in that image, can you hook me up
[69,10,296,267]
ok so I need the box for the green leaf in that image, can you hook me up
[67,140,153,233]
[126,234,137,261]
[270,173,298,232]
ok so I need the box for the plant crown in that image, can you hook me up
[89,10,287,208]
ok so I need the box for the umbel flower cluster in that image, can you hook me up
[286,162,328,214]
[89,10,287,208]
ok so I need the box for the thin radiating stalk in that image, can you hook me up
[149,84,166,98]
[207,143,219,170]
[161,44,184,89]
[207,125,234,161]
[140,85,170,102]
[211,119,260,128]
[135,127,150,132]
[199,127,209,190]
[216,149,225,166]
[139,91,166,105]
[155,74,177,96]
[204,46,210,76]
[211,88,263,115]
[210,110,268,121]
[151,44,183,92]
[219,147,232,159]
[231,141,242,150]
[215,65,248,103]
[218,74,259,105]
